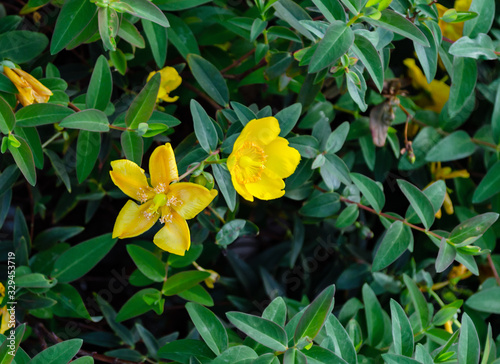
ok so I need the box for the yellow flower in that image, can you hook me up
[429,162,469,218]
[193,262,220,289]
[3,66,52,106]
[227,117,301,201]
[110,143,217,255]
[0,283,10,334]
[147,67,182,103]
[436,0,472,41]
[404,58,450,113]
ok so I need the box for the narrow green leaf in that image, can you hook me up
[458,313,480,364]
[188,54,229,107]
[116,288,163,322]
[372,221,412,271]
[86,55,112,111]
[0,96,15,134]
[425,130,476,162]
[449,34,498,60]
[351,33,384,92]
[0,31,48,63]
[16,103,74,127]
[51,0,96,54]
[435,238,456,273]
[51,233,117,282]
[382,354,420,364]
[212,164,236,211]
[45,149,71,193]
[125,72,161,129]
[294,284,335,344]
[186,302,228,355]
[324,314,357,364]
[29,339,82,364]
[177,284,214,307]
[414,22,438,83]
[191,99,218,153]
[121,130,143,166]
[155,0,212,11]
[447,57,477,119]
[362,283,384,347]
[165,13,199,59]
[403,274,430,331]
[276,103,302,137]
[8,135,35,186]
[120,0,169,27]
[59,109,109,132]
[397,179,435,230]
[472,162,500,203]
[216,219,259,248]
[262,297,287,327]
[96,294,135,346]
[76,130,100,183]
[227,312,288,351]
[390,299,414,357]
[142,19,168,69]
[463,0,495,38]
[162,271,211,295]
[449,212,498,244]
[126,244,166,282]
[118,18,145,48]
[350,172,385,212]
[466,287,500,314]
[299,192,340,217]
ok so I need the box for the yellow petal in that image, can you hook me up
[153,211,190,255]
[168,182,218,220]
[231,174,254,202]
[149,143,178,189]
[234,117,281,150]
[428,79,450,113]
[444,169,470,179]
[146,70,156,82]
[17,87,35,106]
[12,68,52,96]
[3,66,27,88]
[404,58,430,91]
[112,200,158,239]
[159,67,182,92]
[264,137,301,179]
[110,160,155,202]
[160,95,179,103]
[0,307,9,335]
[245,172,285,200]
[443,191,454,215]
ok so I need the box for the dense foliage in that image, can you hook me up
[0,0,500,362]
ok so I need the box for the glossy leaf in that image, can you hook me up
[126,244,166,282]
[188,54,229,107]
[86,55,112,111]
[162,271,211,295]
[191,99,218,153]
[372,221,412,271]
[397,180,434,230]
[186,302,228,355]
[350,172,385,212]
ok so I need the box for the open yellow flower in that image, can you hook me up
[428,162,469,218]
[437,0,472,41]
[3,66,52,106]
[0,283,10,334]
[404,58,450,113]
[110,143,217,255]
[147,67,182,103]
[228,117,301,201]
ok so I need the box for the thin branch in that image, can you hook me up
[68,102,81,112]
[221,49,255,74]
[177,149,220,181]
[487,254,500,286]
[183,81,222,111]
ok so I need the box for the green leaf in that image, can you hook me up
[29,339,82,364]
[98,7,118,51]
[96,294,135,347]
[335,204,359,228]
[216,219,259,248]
[0,31,48,63]
[432,300,463,326]
[48,283,93,319]
[351,33,384,92]
[466,287,500,314]
[0,323,25,364]
[121,130,143,166]
[186,302,228,355]
[188,54,229,107]
[165,13,199,59]
[231,101,257,125]
[109,48,127,75]
[86,55,112,111]
[294,284,335,344]
[59,109,109,132]
[0,73,18,94]
[212,164,236,211]
[76,130,100,183]
[142,19,168,69]
[13,126,43,169]
[403,274,430,331]
[435,238,456,273]
[51,233,117,283]
[276,103,302,137]
[311,0,346,23]
[362,10,430,47]
[118,18,145,48]
[51,0,96,54]
[191,99,218,153]
[372,221,412,271]
[414,22,438,84]
[8,135,35,186]
[177,284,214,306]
[449,34,497,60]
[308,21,354,73]
[324,314,357,364]
[406,180,445,223]
[458,313,480,364]
[126,244,166,282]
[390,299,414,357]
[16,273,56,288]
[397,180,435,230]
[284,349,307,364]
[162,270,211,295]
[463,0,495,38]
[493,81,500,144]
[382,354,420,364]
[300,346,347,364]
[272,0,315,41]
[120,0,169,27]
[350,172,385,212]
[449,212,498,244]
[158,339,215,362]
[262,297,287,327]
[125,72,161,129]
[45,149,71,193]
[227,312,288,351]
[447,57,477,119]
[472,162,500,203]
[155,0,212,11]
[212,346,258,364]
[425,130,476,162]
[0,96,15,134]
[325,121,349,154]
[116,288,163,322]
[300,192,341,217]
[16,103,74,127]
[362,283,384,347]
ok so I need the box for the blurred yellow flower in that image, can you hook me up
[193,262,220,289]
[110,143,217,256]
[0,283,10,334]
[436,0,472,41]
[147,67,182,103]
[3,66,52,106]
[228,117,301,201]
[429,162,469,218]
[404,58,450,113]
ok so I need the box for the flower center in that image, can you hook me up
[233,141,267,184]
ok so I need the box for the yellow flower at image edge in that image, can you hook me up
[403,59,450,113]
[437,0,472,41]
[228,117,301,201]
[110,143,217,256]
[3,66,52,106]
[0,283,10,334]
[147,67,182,103]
